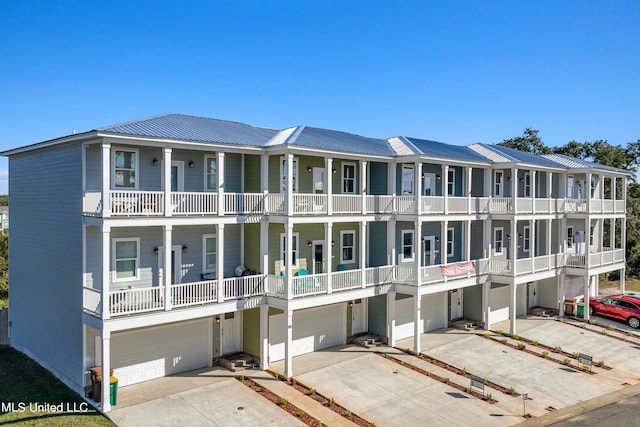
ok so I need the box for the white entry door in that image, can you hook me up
[351,299,367,334]
[220,312,243,355]
[157,245,182,285]
[528,282,538,308]
[312,241,325,274]
[423,173,436,196]
[423,236,436,266]
[448,289,463,320]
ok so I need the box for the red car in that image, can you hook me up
[589,294,640,329]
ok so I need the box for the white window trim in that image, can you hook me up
[401,230,414,262]
[204,155,217,192]
[494,171,503,197]
[523,226,530,253]
[567,226,574,249]
[447,227,454,258]
[280,232,300,270]
[340,230,356,264]
[341,162,357,194]
[524,172,531,197]
[402,164,414,195]
[112,237,140,282]
[494,227,504,255]
[111,147,139,190]
[447,169,455,196]
[202,234,217,273]
[280,156,299,194]
[567,175,574,198]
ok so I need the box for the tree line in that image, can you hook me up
[498,129,640,278]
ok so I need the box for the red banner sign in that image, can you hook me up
[440,261,476,277]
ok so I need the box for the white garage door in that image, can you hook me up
[269,304,345,362]
[422,293,446,332]
[394,297,415,340]
[489,284,510,324]
[111,319,210,386]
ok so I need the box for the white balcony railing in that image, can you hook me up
[83,287,102,315]
[172,192,217,215]
[396,196,416,214]
[565,198,587,213]
[396,265,416,283]
[332,195,361,213]
[110,191,164,216]
[172,280,217,307]
[447,197,467,214]
[518,198,533,214]
[293,194,327,214]
[83,191,102,216]
[421,264,445,284]
[420,196,445,214]
[365,195,394,214]
[223,275,265,299]
[224,193,264,215]
[266,194,285,214]
[109,286,164,316]
[490,198,511,213]
[365,265,395,285]
[265,274,286,298]
[331,270,362,291]
[534,198,550,213]
[291,274,328,297]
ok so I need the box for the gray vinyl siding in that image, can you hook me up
[110,227,163,289]
[470,220,484,260]
[84,325,100,369]
[244,155,261,193]
[298,155,324,194]
[537,171,548,197]
[551,219,560,252]
[332,159,359,195]
[537,277,558,308]
[471,168,484,196]
[224,224,242,276]
[368,221,387,267]
[369,162,388,195]
[268,156,280,193]
[450,166,463,196]
[244,223,261,272]
[172,149,207,192]
[463,286,483,321]
[396,221,415,265]
[332,223,360,270]
[225,153,242,192]
[8,143,84,391]
[447,221,462,263]
[85,143,102,191]
[552,173,561,197]
[368,294,387,336]
[84,226,102,289]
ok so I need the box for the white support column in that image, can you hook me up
[610,218,615,250]
[413,292,421,354]
[163,225,172,310]
[361,160,368,215]
[558,274,565,316]
[586,171,592,213]
[260,305,269,370]
[286,153,294,216]
[163,147,172,216]
[443,165,449,214]
[509,282,517,335]
[260,221,268,275]
[261,154,269,214]
[467,167,473,214]
[389,162,397,196]
[360,221,367,288]
[285,222,294,298]
[326,222,333,293]
[217,224,225,302]
[547,219,552,257]
[327,158,333,215]
[465,220,471,261]
[100,329,111,413]
[531,170,536,213]
[388,220,396,267]
[530,219,535,272]
[484,168,492,198]
[583,275,591,320]
[585,216,590,267]
[485,218,493,259]
[415,220,422,285]
[387,290,396,347]
[548,172,553,213]
[101,142,111,217]
[217,152,225,216]
[284,308,294,378]
[511,219,517,275]
[441,220,449,266]
[621,268,626,293]
[101,225,111,320]
[482,282,491,330]
[416,162,422,215]
[561,216,568,253]
[612,176,617,205]
[511,167,518,213]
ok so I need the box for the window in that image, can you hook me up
[401,230,414,261]
[524,172,531,197]
[590,225,595,247]
[447,169,455,196]
[113,238,139,281]
[494,171,503,197]
[342,163,356,194]
[402,165,414,195]
[280,232,299,269]
[203,234,217,272]
[494,227,504,255]
[567,226,574,249]
[447,227,454,258]
[340,230,355,264]
[205,156,217,191]
[113,149,137,189]
[591,177,598,198]
[280,157,298,193]
[567,175,574,198]
[523,226,530,253]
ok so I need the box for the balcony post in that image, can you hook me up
[413,292,421,354]
[610,217,615,251]
[217,224,225,302]
[415,161,422,215]
[163,224,172,310]
[531,170,536,214]
[387,290,396,347]
[585,217,590,270]
[511,167,518,213]
[467,167,472,214]
[415,220,422,286]
[482,282,490,330]
[164,147,172,216]
[485,218,492,259]
[217,152,225,216]
[509,282,517,335]
[260,305,269,370]
[388,219,396,268]
[360,221,367,288]
[443,165,449,215]
[260,220,268,276]
[326,222,333,294]
[361,160,367,215]
[285,153,294,216]
[101,225,111,320]
[101,142,111,217]
[100,329,111,413]
[465,220,471,262]
[583,275,590,320]
[441,220,448,269]
[327,158,333,215]
[261,154,269,214]
[285,222,293,299]
[510,219,517,275]
[284,308,294,378]
[530,219,535,272]
[612,176,617,207]
[558,274,565,316]
[586,171,592,214]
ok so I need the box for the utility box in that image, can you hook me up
[564,297,577,316]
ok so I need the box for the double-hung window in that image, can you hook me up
[113,149,138,189]
[447,227,454,258]
[524,172,531,197]
[401,230,414,261]
[494,228,504,255]
[567,226,574,249]
[203,234,217,273]
[113,238,139,281]
[341,230,355,264]
[342,163,356,194]
[280,157,298,193]
[205,156,217,191]
[280,232,299,269]
[523,226,530,253]
[447,169,455,195]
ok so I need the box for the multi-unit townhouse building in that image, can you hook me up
[2,114,628,412]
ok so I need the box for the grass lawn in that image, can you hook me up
[600,277,640,293]
[0,346,114,426]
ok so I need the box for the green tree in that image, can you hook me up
[498,128,551,155]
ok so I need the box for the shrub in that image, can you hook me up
[483,333,491,339]
[563,359,571,365]
[298,410,305,418]
[496,329,504,335]
[274,373,280,379]
[542,351,549,358]
[309,388,316,395]
[464,386,471,393]
[240,375,245,381]
[500,339,508,345]
[513,334,520,340]
[345,410,352,418]
[507,387,515,395]
[572,352,579,359]
[280,398,288,406]
[553,346,562,353]
[558,318,564,323]
[597,361,605,368]
[484,393,492,401]
[443,377,450,384]
[601,330,607,335]
[589,319,596,325]
[531,340,539,346]
[328,397,335,407]
[608,324,615,330]
[460,368,467,375]
[517,343,526,350]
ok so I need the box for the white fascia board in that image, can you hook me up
[99,134,264,154]
[264,145,393,161]
[1,131,98,156]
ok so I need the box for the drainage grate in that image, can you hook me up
[546,406,557,411]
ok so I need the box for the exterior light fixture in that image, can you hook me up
[153,247,159,255]
[188,160,195,168]
[182,245,188,253]
[307,166,312,173]
[215,317,220,324]
[307,241,312,247]
[152,158,158,166]
[436,174,441,180]
[332,168,337,174]
[331,240,335,246]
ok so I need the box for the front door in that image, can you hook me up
[220,312,243,355]
[312,241,325,274]
[423,173,436,196]
[351,299,367,334]
[313,168,325,194]
[494,171,504,197]
[423,236,436,266]
[170,161,184,192]
[448,289,463,320]
[528,282,538,308]
[157,245,182,285]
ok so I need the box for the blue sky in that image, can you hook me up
[1,0,639,194]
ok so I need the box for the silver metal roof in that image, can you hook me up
[542,154,626,173]
[287,126,395,156]
[484,144,563,168]
[405,137,490,162]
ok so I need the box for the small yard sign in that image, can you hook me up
[470,374,485,395]
[578,353,592,371]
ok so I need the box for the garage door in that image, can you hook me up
[111,319,210,386]
[394,297,414,340]
[269,304,345,362]
[489,284,510,324]
[421,293,446,332]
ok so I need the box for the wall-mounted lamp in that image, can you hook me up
[507,234,511,240]
[215,317,220,324]
[436,174,441,181]
[518,233,523,239]
[307,166,312,173]
[519,177,524,182]
[435,237,440,243]
[307,241,312,248]
[331,240,335,246]
[332,168,337,174]
[349,301,354,308]
[188,160,195,168]
[182,245,188,253]
[152,158,159,166]
[153,247,159,255]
